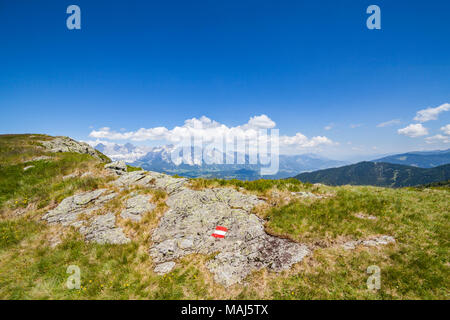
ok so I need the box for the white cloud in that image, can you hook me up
[89,126,169,141]
[425,134,450,144]
[377,119,400,127]
[324,124,333,131]
[246,114,276,129]
[279,133,333,148]
[397,124,429,138]
[350,124,362,128]
[89,115,334,153]
[413,103,450,122]
[441,124,450,135]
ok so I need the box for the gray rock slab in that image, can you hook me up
[42,189,129,245]
[154,261,176,275]
[112,170,188,194]
[42,189,117,226]
[120,194,155,221]
[149,187,310,286]
[79,212,130,244]
[342,235,395,250]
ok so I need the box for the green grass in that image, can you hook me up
[263,186,449,299]
[0,153,110,210]
[190,177,306,193]
[0,134,51,166]
[126,165,143,172]
[265,188,394,241]
[0,219,212,299]
[0,134,113,210]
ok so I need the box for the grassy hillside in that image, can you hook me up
[0,135,449,299]
[294,161,450,187]
[0,134,112,211]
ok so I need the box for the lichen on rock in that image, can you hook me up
[120,194,155,221]
[42,189,116,226]
[79,212,130,244]
[41,189,130,244]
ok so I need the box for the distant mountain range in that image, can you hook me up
[89,142,348,180]
[294,162,450,187]
[93,142,152,162]
[372,149,450,168]
[131,146,348,180]
[90,141,450,184]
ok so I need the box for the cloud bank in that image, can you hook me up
[89,115,334,153]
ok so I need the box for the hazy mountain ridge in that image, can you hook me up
[372,149,450,168]
[294,161,450,187]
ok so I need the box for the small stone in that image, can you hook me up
[313,183,324,186]
[81,171,94,178]
[354,212,378,220]
[342,235,395,250]
[291,191,323,199]
[63,172,78,180]
[154,261,176,275]
[23,165,34,171]
[31,155,52,162]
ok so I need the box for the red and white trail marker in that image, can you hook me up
[211,226,228,238]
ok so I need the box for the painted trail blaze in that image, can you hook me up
[212,226,228,238]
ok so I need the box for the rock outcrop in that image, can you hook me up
[112,170,188,194]
[42,189,116,227]
[42,189,130,244]
[149,187,309,286]
[106,169,310,286]
[104,160,127,175]
[154,261,176,275]
[41,136,104,161]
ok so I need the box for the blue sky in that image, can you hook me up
[0,0,449,160]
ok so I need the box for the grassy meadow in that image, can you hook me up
[0,134,448,299]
